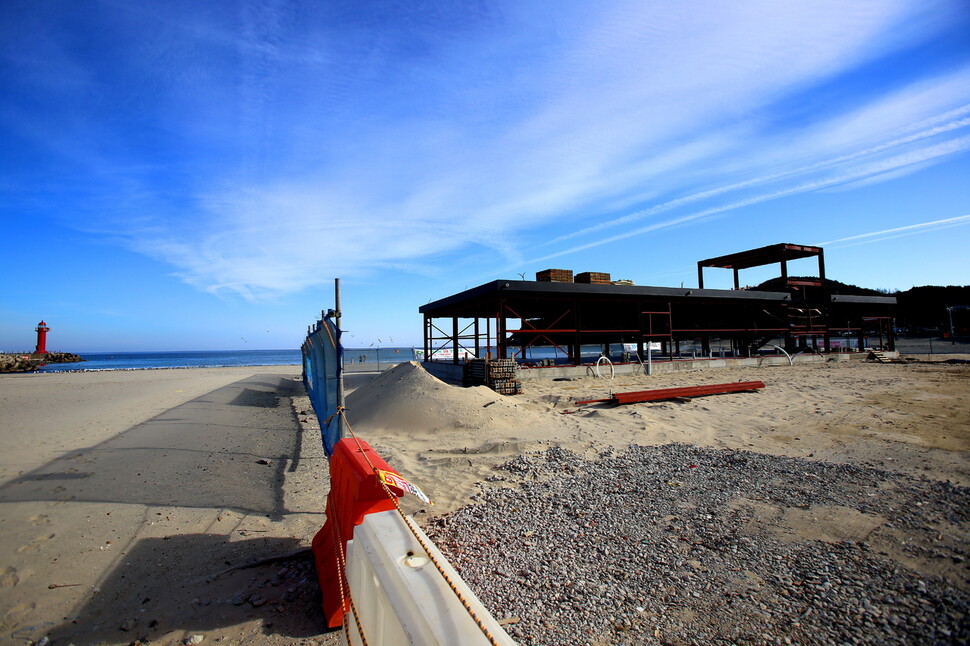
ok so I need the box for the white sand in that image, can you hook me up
[346,360,970,514]
[1,359,967,644]
[1,367,300,484]
[0,366,339,646]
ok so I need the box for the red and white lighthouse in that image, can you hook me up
[35,320,50,355]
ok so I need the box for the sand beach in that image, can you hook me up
[1,358,968,644]
[0,367,335,646]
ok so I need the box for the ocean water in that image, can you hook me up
[36,347,423,372]
[37,349,303,372]
[34,344,584,373]
[344,347,424,365]
[32,339,828,373]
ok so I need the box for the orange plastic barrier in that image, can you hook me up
[312,438,404,628]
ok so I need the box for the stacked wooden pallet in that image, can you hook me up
[575,271,611,284]
[536,268,573,283]
[463,358,522,395]
[868,350,903,364]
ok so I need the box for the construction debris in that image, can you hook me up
[535,268,574,283]
[576,381,765,405]
[464,358,522,395]
[575,271,611,284]
[868,351,903,363]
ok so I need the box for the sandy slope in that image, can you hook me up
[346,360,970,515]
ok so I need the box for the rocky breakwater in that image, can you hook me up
[42,351,84,364]
[0,352,84,372]
[0,353,42,372]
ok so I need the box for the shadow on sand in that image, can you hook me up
[41,533,334,644]
[2,372,337,644]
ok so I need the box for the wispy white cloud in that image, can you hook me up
[547,69,970,246]
[817,214,970,247]
[6,0,969,298]
[527,134,970,263]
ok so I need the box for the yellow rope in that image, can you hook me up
[320,316,338,350]
[321,405,346,430]
[330,492,369,645]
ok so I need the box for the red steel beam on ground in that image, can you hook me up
[577,380,765,405]
[669,328,787,333]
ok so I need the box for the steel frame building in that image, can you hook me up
[419,243,896,365]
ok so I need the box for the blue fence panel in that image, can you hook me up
[301,315,342,457]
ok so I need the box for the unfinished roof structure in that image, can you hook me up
[419,243,896,365]
[697,243,825,290]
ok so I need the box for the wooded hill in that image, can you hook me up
[752,278,970,334]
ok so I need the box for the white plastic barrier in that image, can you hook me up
[342,510,517,646]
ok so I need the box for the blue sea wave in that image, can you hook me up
[37,349,302,372]
[36,347,425,372]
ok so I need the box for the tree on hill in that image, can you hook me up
[750,278,970,335]
[894,286,970,333]
[751,276,885,296]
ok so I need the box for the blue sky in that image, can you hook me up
[2,0,969,352]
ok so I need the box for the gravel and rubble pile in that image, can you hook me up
[425,444,970,645]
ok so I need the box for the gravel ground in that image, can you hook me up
[425,444,970,645]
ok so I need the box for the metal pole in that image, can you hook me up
[474,317,480,359]
[335,278,344,439]
[423,315,429,363]
[647,344,653,376]
[949,307,956,345]
[486,316,492,360]
[452,316,459,365]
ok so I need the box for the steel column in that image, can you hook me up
[423,314,430,363]
[452,316,459,364]
[637,301,645,360]
[497,299,507,359]
[573,298,581,364]
[474,318,480,359]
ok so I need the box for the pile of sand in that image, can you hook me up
[345,361,558,509]
[346,361,544,435]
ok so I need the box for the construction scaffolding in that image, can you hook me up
[419,244,896,366]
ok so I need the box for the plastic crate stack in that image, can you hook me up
[463,358,522,395]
